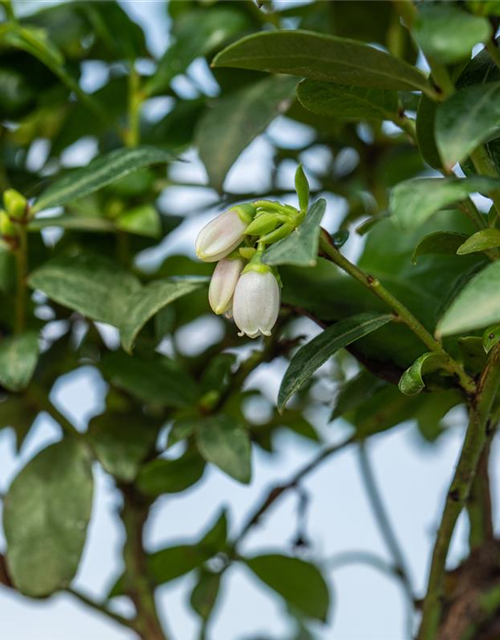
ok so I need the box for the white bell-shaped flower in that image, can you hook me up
[233,268,280,338]
[208,258,244,315]
[195,208,249,262]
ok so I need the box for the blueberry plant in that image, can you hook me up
[2,1,500,639]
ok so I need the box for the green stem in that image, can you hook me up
[120,488,167,640]
[392,0,417,29]
[1,0,15,21]
[319,233,476,395]
[125,65,142,148]
[417,344,500,640]
[14,224,28,334]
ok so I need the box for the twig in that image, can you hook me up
[329,549,404,581]
[234,435,355,545]
[67,587,134,630]
[417,344,500,640]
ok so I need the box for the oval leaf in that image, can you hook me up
[437,261,500,336]
[137,449,205,497]
[33,146,175,212]
[390,176,500,229]
[456,228,500,255]
[28,253,141,328]
[121,279,204,353]
[279,312,393,412]
[0,332,39,392]
[4,439,93,597]
[414,4,491,65]
[297,79,399,121]
[212,30,430,93]
[411,231,469,264]
[196,414,251,484]
[245,554,330,622]
[436,82,500,170]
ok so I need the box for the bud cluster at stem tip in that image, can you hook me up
[195,166,310,339]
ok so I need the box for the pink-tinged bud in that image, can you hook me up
[209,258,244,315]
[195,208,248,262]
[233,269,280,339]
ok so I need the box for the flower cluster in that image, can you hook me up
[196,199,304,338]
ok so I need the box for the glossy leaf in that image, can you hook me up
[297,79,399,121]
[414,4,491,64]
[456,228,500,255]
[398,352,448,396]
[33,146,175,212]
[4,439,93,597]
[278,312,393,411]
[262,199,326,267]
[411,231,469,264]
[137,449,205,497]
[197,76,296,191]
[196,414,251,484]
[390,177,500,229]
[437,261,500,336]
[212,30,430,93]
[245,554,330,622]
[436,82,500,169]
[87,412,159,482]
[0,332,39,392]
[28,253,141,327]
[120,279,204,353]
[483,324,500,353]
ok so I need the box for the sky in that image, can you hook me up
[1,3,498,640]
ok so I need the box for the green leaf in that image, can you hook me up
[245,554,330,622]
[390,177,500,229]
[331,371,385,422]
[458,336,488,374]
[109,511,227,597]
[297,79,399,121]
[196,414,251,484]
[416,94,442,170]
[190,570,221,620]
[456,228,500,255]
[398,352,448,396]
[262,199,326,267]
[144,7,250,97]
[137,449,205,497]
[120,279,204,353]
[196,76,296,192]
[0,332,39,392]
[101,351,198,408]
[294,164,310,212]
[437,261,500,336]
[483,324,500,353]
[33,146,175,212]
[212,30,431,93]
[436,82,500,169]
[4,439,93,597]
[28,253,141,327]
[87,411,159,482]
[278,312,393,412]
[411,231,469,264]
[414,4,491,65]
[0,396,39,451]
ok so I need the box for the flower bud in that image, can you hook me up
[196,206,253,262]
[3,189,27,221]
[233,268,280,339]
[0,210,18,239]
[209,257,244,315]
